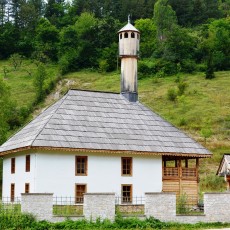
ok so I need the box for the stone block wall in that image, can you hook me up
[21,193,53,221]
[20,192,230,224]
[145,192,176,222]
[83,193,115,221]
[204,192,230,222]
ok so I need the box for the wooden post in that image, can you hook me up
[179,159,182,196]
[185,159,188,168]
[196,158,199,182]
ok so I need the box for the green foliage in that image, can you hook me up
[34,64,47,103]
[9,53,23,70]
[1,212,230,229]
[177,193,189,214]
[167,88,177,101]
[200,174,225,191]
[135,18,157,58]
[154,0,178,41]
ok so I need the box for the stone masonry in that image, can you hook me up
[20,192,230,224]
[145,192,176,222]
[83,193,115,221]
[21,193,53,221]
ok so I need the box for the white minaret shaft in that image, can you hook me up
[118,19,140,102]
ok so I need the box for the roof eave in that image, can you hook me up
[0,146,212,158]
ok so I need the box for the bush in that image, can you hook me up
[167,88,177,101]
[138,59,157,77]
[181,59,197,73]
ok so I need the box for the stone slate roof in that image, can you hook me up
[0,90,211,156]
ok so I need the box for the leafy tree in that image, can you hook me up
[35,18,59,61]
[45,0,66,27]
[0,22,18,59]
[153,0,177,41]
[205,51,215,79]
[9,53,23,70]
[34,64,47,103]
[135,18,156,58]
[0,78,16,144]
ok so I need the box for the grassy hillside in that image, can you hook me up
[0,59,230,192]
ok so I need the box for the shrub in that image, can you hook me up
[177,193,189,214]
[181,59,197,73]
[167,88,177,101]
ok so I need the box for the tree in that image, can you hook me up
[153,0,177,41]
[0,78,15,144]
[35,18,59,61]
[135,18,156,58]
[34,64,47,103]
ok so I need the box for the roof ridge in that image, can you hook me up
[31,94,68,147]
[69,89,120,95]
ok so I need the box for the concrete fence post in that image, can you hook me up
[145,192,176,222]
[83,193,115,222]
[21,193,53,221]
[204,192,230,222]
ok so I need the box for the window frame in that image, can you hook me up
[121,184,132,204]
[121,157,132,176]
[75,184,87,204]
[25,183,30,193]
[75,156,88,176]
[10,183,15,202]
[25,155,30,172]
[11,158,15,174]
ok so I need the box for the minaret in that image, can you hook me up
[118,16,140,102]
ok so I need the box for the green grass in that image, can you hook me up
[1,213,230,229]
[0,59,59,107]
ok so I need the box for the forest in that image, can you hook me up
[0,0,230,145]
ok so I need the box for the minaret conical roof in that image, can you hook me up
[118,22,139,33]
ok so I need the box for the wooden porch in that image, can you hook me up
[162,157,199,205]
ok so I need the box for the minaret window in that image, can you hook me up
[120,34,122,39]
[137,34,140,40]
[131,32,135,38]
[124,32,128,38]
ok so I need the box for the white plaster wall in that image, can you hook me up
[2,152,35,198]
[35,151,162,198]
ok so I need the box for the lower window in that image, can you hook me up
[10,183,15,202]
[25,183,30,193]
[122,184,132,203]
[75,184,87,203]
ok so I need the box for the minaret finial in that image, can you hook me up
[128,14,130,24]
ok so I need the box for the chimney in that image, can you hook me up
[118,17,140,102]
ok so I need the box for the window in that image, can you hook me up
[121,157,132,176]
[25,183,30,193]
[75,156,88,176]
[11,158,15,174]
[120,34,122,39]
[75,184,87,203]
[131,32,135,38]
[10,183,15,202]
[122,185,132,203]
[137,34,140,40]
[25,155,30,172]
[124,32,128,38]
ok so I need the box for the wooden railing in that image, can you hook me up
[163,167,179,177]
[182,168,197,178]
[163,167,197,179]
